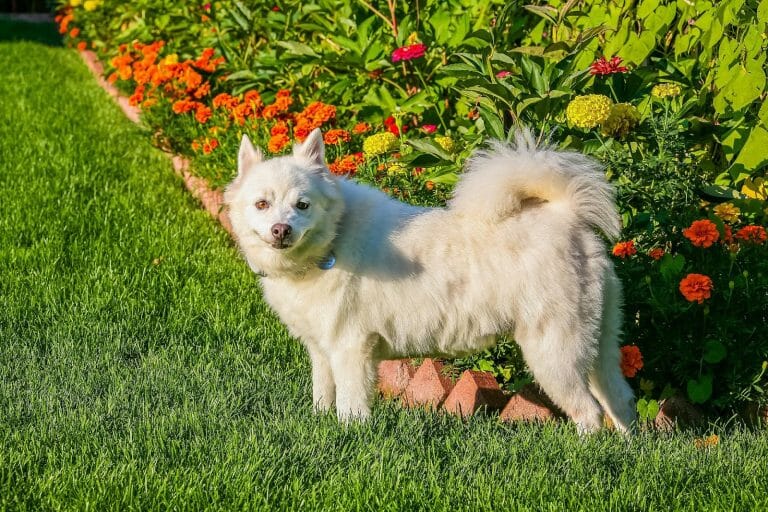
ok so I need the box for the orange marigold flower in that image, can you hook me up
[722,224,733,244]
[213,93,238,110]
[648,247,664,261]
[172,99,198,114]
[353,122,371,134]
[191,139,201,152]
[270,121,289,136]
[323,129,351,145]
[195,105,213,124]
[142,98,158,109]
[262,104,281,120]
[301,101,336,126]
[244,90,263,111]
[683,219,719,248]
[118,65,132,81]
[293,119,313,142]
[328,153,365,175]
[202,138,219,154]
[69,27,80,38]
[268,134,290,153]
[619,345,643,378]
[612,240,637,258]
[679,273,713,304]
[230,103,251,125]
[76,41,87,52]
[193,82,211,99]
[107,72,118,84]
[128,85,144,107]
[734,225,767,244]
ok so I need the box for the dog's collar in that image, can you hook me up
[256,250,335,278]
[317,250,336,270]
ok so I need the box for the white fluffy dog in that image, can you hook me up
[225,127,636,433]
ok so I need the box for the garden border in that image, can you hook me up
[77,48,757,430]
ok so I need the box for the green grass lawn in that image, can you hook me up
[1,20,767,511]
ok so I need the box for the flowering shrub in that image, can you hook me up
[56,0,768,415]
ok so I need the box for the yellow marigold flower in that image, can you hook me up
[83,0,101,11]
[387,162,408,176]
[362,132,399,158]
[70,0,82,6]
[434,136,456,153]
[651,83,682,98]
[566,94,613,129]
[741,176,767,200]
[162,54,179,65]
[713,202,741,223]
[600,103,641,138]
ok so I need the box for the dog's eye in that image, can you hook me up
[255,200,269,210]
[296,201,310,210]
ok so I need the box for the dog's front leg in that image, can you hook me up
[307,345,335,413]
[329,339,376,423]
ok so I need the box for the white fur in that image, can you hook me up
[225,128,636,433]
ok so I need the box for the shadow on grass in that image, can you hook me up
[0,16,62,46]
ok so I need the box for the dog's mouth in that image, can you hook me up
[270,241,293,250]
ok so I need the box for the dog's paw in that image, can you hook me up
[336,406,371,424]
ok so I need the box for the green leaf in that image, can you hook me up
[407,138,454,161]
[276,41,320,58]
[732,125,768,172]
[687,374,713,404]
[703,340,727,364]
[659,254,685,281]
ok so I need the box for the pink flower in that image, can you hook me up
[421,124,437,134]
[496,70,511,79]
[391,43,427,63]
[590,56,628,76]
[202,3,211,11]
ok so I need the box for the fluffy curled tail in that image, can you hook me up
[449,129,621,241]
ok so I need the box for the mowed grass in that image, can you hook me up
[1,21,767,511]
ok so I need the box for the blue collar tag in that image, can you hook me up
[317,251,336,270]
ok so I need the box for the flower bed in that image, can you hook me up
[59,0,768,421]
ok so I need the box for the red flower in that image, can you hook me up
[648,247,664,261]
[384,115,407,136]
[391,43,427,63]
[679,274,713,304]
[421,124,437,134]
[683,219,719,248]
[590,56,628,76]
[496,70,511,79]
[735,225,767,244]
[620,345,643,378]
[612,240,637,258]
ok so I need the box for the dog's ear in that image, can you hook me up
[238,134,263,176]
[293,128,325,167]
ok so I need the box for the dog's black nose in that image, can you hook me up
[271,223,292,240]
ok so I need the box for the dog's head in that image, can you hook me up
[224,128,343,275]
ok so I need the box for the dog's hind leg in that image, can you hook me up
[516,326,604,434]
[588,274,637,434]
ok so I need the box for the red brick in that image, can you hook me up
[377,359,416,399]
[654,395,704,431]
[442,370,508,418]
[402,359,454,410]
[499,384,564,423]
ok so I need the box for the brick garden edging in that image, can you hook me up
[80,49,764,429]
